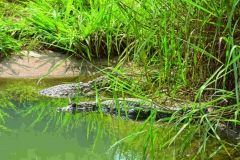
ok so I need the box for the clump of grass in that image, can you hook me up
[0,1,29,58]
[4,81,40,103]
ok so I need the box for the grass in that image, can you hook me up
[1,0,240,159]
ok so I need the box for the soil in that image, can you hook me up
[0,50,115,78]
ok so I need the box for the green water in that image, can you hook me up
[1,111,108,159]
[0,77,142,160]
[0,79,129,160]
[0,100,142,160]
[0,77,240,160]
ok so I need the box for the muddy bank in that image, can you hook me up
[0,50,117,78]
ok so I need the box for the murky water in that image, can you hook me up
[0,77,142,160]
[0,99,143,160]
[0,77,239,160]
[1,110,110,159]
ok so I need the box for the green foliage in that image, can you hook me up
[0,3,22,57]
[1,0,240,159]
[4,81,39,103]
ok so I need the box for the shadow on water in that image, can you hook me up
[0,77,240,160]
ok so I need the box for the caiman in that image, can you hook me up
[39,76,109,98]
[39,76,208,120]
[38,75,240,142]
[55,98,200,120]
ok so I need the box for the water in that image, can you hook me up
[0,77,240,160]
[0,103,116,160]
[0,101,146,160]
[0,78,142,160]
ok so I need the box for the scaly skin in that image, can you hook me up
[38,76,109,98]
[40,76,206,119]
[56,98,201,120]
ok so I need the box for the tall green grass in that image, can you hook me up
[0,1,24,58]
[1,0,240,159]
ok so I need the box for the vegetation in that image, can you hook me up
[1,0,240,159]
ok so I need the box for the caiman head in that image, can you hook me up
[57,102,77,113]
[57,102,97,114]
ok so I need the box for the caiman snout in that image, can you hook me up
[57,103,77,113]
[57,107,63,112]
